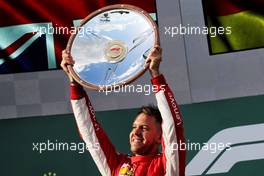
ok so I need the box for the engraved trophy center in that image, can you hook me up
[105,41,127,63]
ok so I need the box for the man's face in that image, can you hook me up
[129,113,162,155]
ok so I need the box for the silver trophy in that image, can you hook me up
[67,4,158,90]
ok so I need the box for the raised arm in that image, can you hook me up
[146,46,186,176]
[61,50,124,176]
[152,75,185,176]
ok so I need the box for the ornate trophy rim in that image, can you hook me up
[66,4,159,90]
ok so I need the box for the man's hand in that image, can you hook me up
[145,45,162,77]
[61,49,75,82]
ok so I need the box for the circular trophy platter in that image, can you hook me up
[67,4,158,90]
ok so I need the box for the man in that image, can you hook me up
[61,46,186,176]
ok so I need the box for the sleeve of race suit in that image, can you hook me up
[151,74,186,176]
[70,83,122,176]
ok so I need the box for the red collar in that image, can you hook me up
[131,153,161,163]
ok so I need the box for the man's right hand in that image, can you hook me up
[61,49,75,82]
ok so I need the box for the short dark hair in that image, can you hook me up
[137,105,162,125]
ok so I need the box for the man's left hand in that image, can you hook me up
[145,45,162,77]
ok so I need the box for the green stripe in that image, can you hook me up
[207,10,264,54]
